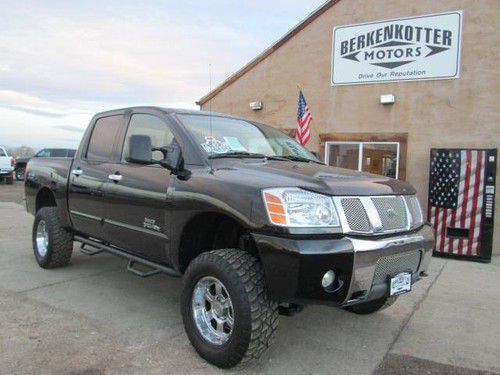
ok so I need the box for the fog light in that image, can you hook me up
[321,270,335,288]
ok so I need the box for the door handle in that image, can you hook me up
[108,173,122,182]
[71,169,83,176]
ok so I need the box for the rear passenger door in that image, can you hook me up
[102,112,175,263]
[68,114,126,240]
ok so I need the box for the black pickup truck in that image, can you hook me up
[25,107,433,368]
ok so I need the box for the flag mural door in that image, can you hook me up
[428,148,497,262]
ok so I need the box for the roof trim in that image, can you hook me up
[196,0,341,106]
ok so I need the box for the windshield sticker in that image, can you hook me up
[201,136,231,154]
[223,136,247,152]
[283,139,305,155]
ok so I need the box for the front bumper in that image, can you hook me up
[252,225,434,307]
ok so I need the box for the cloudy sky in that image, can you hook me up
[0,0,325,149]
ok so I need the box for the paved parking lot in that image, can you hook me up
[1,182,499,374]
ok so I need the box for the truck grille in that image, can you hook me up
[334,195,423,235]
[372,197,407,231]
[405,196,423,226]
[372,250,422,285]
[341,198,371,232]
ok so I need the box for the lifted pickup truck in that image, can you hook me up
[25,107,433,368]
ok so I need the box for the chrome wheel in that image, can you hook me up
[36,220,49,257]
[192,276,234,345]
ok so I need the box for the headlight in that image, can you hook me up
[262,188,340,227]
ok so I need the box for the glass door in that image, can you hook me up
[325,141,400,179]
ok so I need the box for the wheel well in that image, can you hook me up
[178,213,257,272]
[36,188,56,212]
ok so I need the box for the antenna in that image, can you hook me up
[208,63,214,173]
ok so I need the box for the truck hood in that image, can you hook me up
[212,159,416,196]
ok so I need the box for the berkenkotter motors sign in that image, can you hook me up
[331,11,462,86]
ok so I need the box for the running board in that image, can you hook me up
[74,235,181,278]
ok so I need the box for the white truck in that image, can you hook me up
[0,146,15,184]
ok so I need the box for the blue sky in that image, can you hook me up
[0,0,325,149]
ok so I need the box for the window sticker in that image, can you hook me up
[201,136,230,154]
[223,136,247,152]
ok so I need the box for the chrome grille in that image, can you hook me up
[372,250,422,285]
[341,198,371,232]
[372,196,408,231]
[405,196,423,226]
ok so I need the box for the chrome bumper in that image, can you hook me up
[342,225,434,305]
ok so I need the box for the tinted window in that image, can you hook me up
[122,114,175,162]
[51,149,67,157]
[87,115,124,161]
[0,148,5,157]
[67,149,76,157]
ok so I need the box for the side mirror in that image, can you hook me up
[126,135,153,164]
[157,144,190,179]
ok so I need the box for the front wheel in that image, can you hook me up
[181,249,279,368]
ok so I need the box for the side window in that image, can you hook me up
[87,115,124,161]
[52,149,67,157]
[36,149,50,157]
[67,149,76,158]
[122,114,175,162]
[0,148,6,157]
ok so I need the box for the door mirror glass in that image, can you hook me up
[127,135,153,164]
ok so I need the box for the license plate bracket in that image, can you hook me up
[389,272,412,296]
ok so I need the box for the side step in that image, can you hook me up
[74,235,181,278]
[127,260,161,278]
[80,243,104,256]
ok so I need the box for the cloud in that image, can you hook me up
[51,124,86,133]
[0,0,325,147]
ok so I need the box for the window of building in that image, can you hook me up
[122,114,175,162]
[325,141,400,179]
[87,115,124,162]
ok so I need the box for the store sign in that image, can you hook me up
[331,11,462,86]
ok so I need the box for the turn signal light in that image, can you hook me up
[264,192,286,225]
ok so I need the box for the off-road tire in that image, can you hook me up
[33,207,73,268]
[181,249,279,369]
[344,296,398,315]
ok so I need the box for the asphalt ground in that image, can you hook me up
[0,181,499,374]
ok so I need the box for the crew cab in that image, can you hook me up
[0,146,15,184]
[25,107,433,368]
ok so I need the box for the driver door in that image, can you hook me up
[102,113,175,263]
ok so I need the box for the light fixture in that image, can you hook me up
[249,101,263,110]
[322,270,336,288]
[380,94,395,105]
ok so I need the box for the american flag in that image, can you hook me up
[428,149,486,256]
[296,90,312,146]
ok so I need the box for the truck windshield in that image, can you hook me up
[178,114,318,162]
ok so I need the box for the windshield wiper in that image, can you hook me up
[267,155,324,164]
[208,152,267,159]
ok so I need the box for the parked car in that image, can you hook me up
[0,146,15,184]
[15,148,75,181]
[25,107,433,368]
